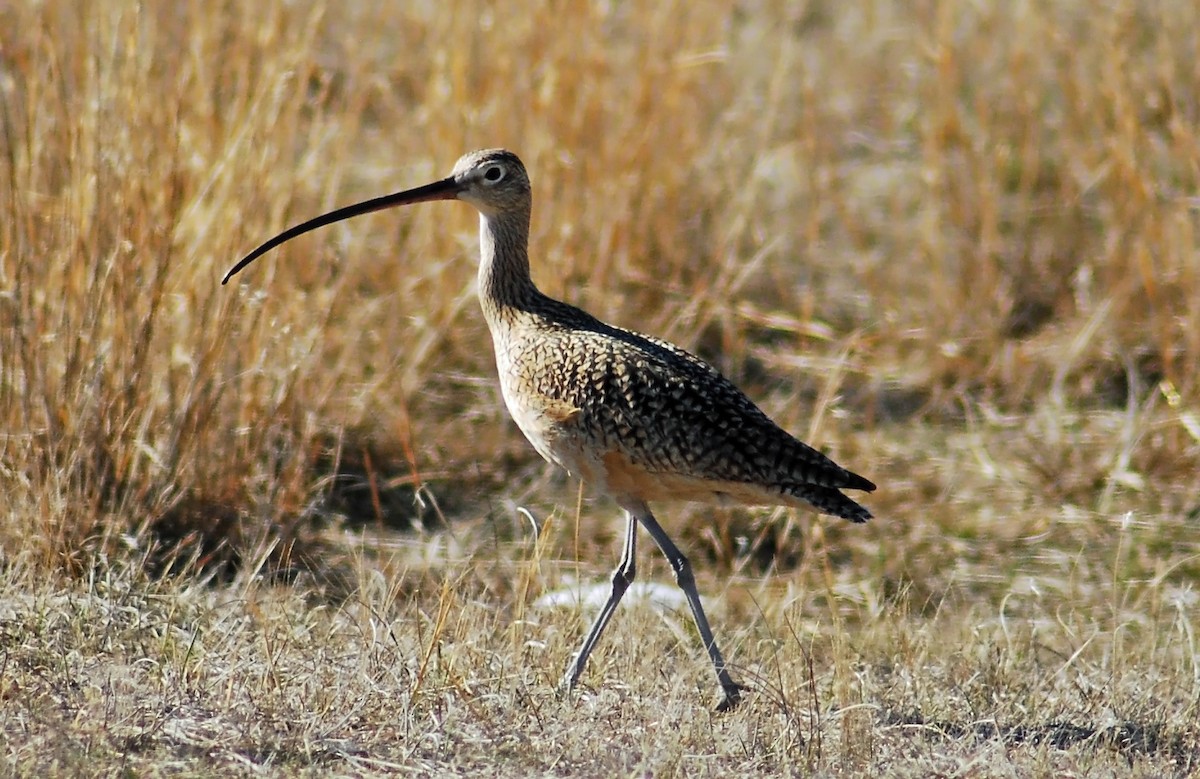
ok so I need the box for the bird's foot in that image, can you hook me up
[715,682,748,713]
[558,667,581,701]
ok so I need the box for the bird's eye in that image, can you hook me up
[483,165,505,183]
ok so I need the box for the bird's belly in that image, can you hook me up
[594,448,786,505]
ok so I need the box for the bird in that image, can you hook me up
[223,148,875,711]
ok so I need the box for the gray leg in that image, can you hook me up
[561,511,638,692]
[635,506,744,711]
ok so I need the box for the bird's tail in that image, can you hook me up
[791,484,872,523]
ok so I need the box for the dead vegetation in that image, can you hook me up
[1,0,1198,775]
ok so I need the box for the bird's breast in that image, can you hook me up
[492,334,592,473]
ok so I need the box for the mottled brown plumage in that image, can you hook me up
[224,148,876,711]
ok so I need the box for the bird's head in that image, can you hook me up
[221,148,531,284]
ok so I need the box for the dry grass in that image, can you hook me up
[2,0,1199,776]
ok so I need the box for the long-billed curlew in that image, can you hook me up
[224,149,875,711]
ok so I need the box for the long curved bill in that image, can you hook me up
[222,176,462,284]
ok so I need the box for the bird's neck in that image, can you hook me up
[477,210,541,326]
